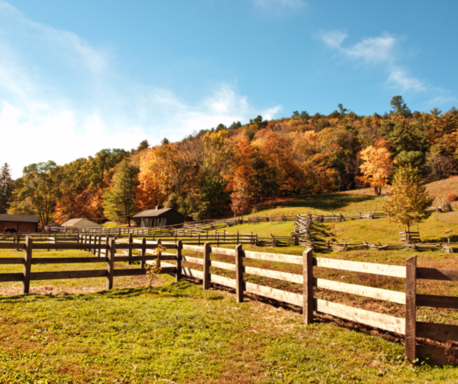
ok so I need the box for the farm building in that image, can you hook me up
[133,206,185,227]
[0,214,39,233]
[61,218,102,228]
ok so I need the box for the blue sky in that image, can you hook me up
[1,0,457,177]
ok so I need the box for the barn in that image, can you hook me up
[0,214,39,233]
[133,206,185,227]
[61,218,102,228]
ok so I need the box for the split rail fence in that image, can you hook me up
[1,237,458,365]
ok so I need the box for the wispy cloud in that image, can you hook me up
[253,0,306,10]
[0,1,281,178]
[320,30,426,92]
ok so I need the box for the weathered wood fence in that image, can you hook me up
[158,244,458,366]
[0,237,179,293]
[2,238,457,365]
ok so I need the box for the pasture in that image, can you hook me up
[2,192,458,382]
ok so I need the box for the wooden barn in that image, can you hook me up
[133,206,184,227]
[61,218,102,228]
[0,214,39,233]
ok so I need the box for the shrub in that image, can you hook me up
[447,194,458,202]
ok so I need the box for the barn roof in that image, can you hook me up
[61,218,102,227]
[0,214,39,223]
[133,208,184,218]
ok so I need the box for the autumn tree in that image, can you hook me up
[383,165,434,232]
[0,163,14,214]
[102,160,139,226]
[359,139,392,195]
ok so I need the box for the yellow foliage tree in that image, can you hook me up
[359,139,392,195]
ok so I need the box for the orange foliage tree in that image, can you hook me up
[359,139,392,195]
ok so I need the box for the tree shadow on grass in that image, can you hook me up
[258,194,381,213]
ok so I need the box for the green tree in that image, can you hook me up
[12,161,59,226]
[390,96,411,116]
[430,108,442,117]
[102,160,139,226]
[0,163,14,214]
[383,165,434,232]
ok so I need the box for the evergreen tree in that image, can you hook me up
[102,160,139,226]
[383,165,434,232]
[0,163,14,213]
[390,95,411,116]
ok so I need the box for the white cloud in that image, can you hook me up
[320,30,426,92]
[0,1,281,178]
[253,0,306,9]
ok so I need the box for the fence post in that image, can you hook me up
[176,240,182,282]
[89,235,93,254]
[106,237,115,290]
[303,247,314,324]
[203,242,211,290]
[22,236,33,294]
[140,237,146,268]
[405,255,417,365]
[97,236,102,257]
[128,233,133,265]
[235,244,244,303]
[198,233,201,246]
[237,231,239,244]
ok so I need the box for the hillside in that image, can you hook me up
[340,176,458,206]
[5,108,458,226]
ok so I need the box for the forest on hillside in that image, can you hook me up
[1,96,457,226]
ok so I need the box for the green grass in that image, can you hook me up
[1,280,458,383]
[247,194,385,219]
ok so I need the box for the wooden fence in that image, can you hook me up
[1,237,458,365]
[157,244,458,366]
[0,237,179,293]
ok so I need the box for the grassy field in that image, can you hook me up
[2,192,458,382]
[2,278,458,383]
[245,194,385,220]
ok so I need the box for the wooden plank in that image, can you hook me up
[211,260,236,271]
[417,267,458,282]
[314,257,406,278]
[303,248,313,324]
[203,242,211,290]
[244,250,302,265]
[405,256,417,365]
[210,274,236,289]
[182,244,205,253]
[245,282,303,306]
[0,273,23,282]
[315,299,405,334]
[181,267,204,280]
[416,346,452,366]
[244,266,302,283]
[176,240,182,282]
[417,294,458,309]
[23,236,33,294]
[33,243,108,250]
[0,258,24,265]
[0,243,26,249]
[30,270,107,280]
[182,256,204,265]
[235,244,244,303]
[315,278,406,304]
[210,247,235,256]
[106,238,115,289]
[31,257,105,264]
[417,322,458,342]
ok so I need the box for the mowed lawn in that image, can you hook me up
[1,278,458,383]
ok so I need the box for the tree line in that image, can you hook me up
[1,96,457,226]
